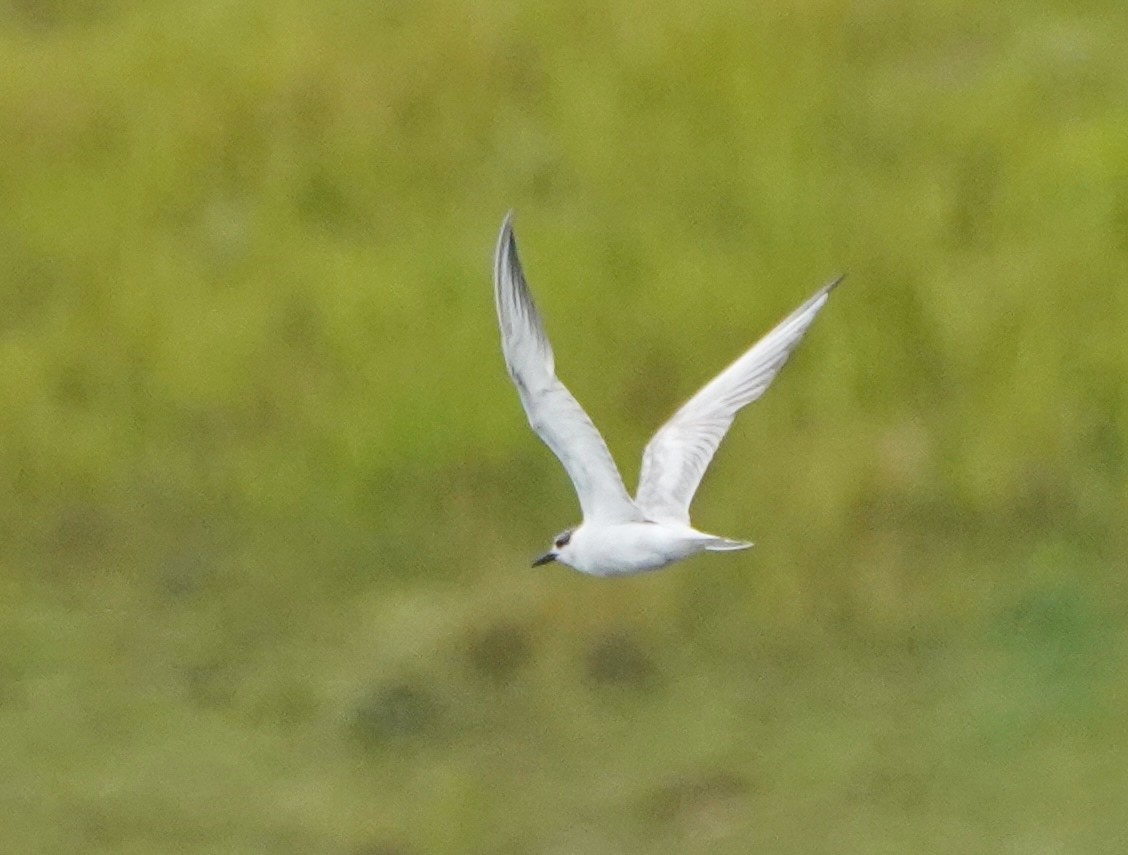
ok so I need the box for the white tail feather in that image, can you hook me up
[703,537,754,552]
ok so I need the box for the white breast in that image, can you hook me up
[565,522,710,577]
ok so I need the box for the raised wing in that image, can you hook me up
[493,212,641,524]
[635,276,844,525]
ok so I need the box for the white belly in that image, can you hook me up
[565,522,710,577]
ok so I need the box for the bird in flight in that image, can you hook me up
[493,212,843,577]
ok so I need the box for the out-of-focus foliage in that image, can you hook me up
[1,1,1126,852]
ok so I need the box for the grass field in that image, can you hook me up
[1,1,1126,852]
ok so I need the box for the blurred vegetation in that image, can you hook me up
[1,0,1126,852]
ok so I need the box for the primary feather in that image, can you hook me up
[493,213,642,524]
[634,275,844,525]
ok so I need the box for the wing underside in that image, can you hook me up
[635,276,843,525]
[493,214,641,524]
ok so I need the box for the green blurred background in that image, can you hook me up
[2,1,1126,852]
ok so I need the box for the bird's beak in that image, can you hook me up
[532,551,557,567]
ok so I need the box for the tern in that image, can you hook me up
[493,212,842,577]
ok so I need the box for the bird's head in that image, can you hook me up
[532,527,575,568]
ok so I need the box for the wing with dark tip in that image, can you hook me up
[635,276,844,525]
[493,212,642,524]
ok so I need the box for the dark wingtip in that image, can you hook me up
[824,273,847,294]
[499,209,516,245]
[494,210,519,280]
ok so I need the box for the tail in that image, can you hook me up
[703,537,754,553]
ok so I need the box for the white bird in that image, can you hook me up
[493,212,843,577]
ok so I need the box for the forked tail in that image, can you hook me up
[703,537,754,552]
